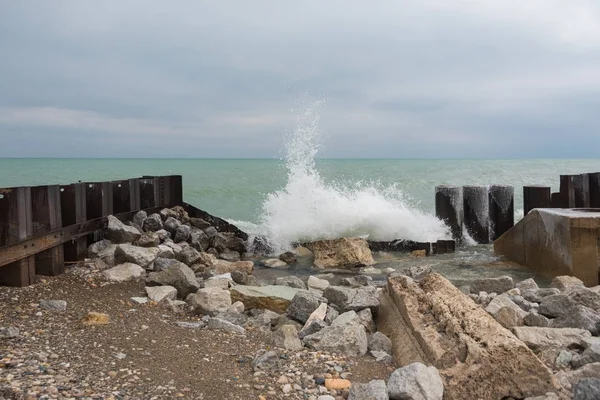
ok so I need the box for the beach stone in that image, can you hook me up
[154,257,180,271]
[523,288,561,303]
[495,306,526,328]
[470,276,514,294]
[511,327,591,351]
[203,226,218,237]
[219,249,241,262]
[517,278,540,292]
[39,299,67,311]
[106,215,142,243]
[189,228,210,252]
[0,327,19,338]
[556,363,600,392]
[145,285,177,303]
[228,301,245,313]
[215,260,254,275]
[102,263,145,282]
[177,246,203,266]
[114,244,159,269]
[323,285,380,314]
[275,276,306,289]
[225,236,246,253]
[553,305,600,335]
[174,224,191,243]
[130,296,148,304]
[247,309,281,328]
[486,294,528,321]
[371,350,393,363]
[279,251,297,264]
[567,286,600,312]
[134,232,160,248]
[303,317,368,356]
[207,317,246,334]
[552,275,585,292]
[143,213,163,232]
[263,258,288,268]
[159,208,179,221]
[231,270,257,286]
[188,287,232,316]
[189,217,211,230]
[573,344,600,368]
[164,216,181,235]
[368,331,392,354]
[272,325,303,351]
[231,285,298,313]
[252,350,282,372]
[358,308,376,332]
[299,319,327,340]
[325,305,340,325]
[88,239,113,258]
[146,262,200,298]
[287,290,328,323]
[306,237,375,269]
[332,310,362,327]
[388,362,444,400]
[293,246,313,257]
[307,276,330,291]
[156,245,175,259]
[155,229,170,240]
[524,312,552,327]
[348,380,387,400]
[574,378,600,400]
[133,210,147,228]
[215,311,247,326]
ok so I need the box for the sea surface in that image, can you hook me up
[1,107,599,283]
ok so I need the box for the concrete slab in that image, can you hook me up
[494,209,600,286]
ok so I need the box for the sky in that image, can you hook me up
[1,1,600,158]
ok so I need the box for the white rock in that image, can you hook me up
[307,276,330,291]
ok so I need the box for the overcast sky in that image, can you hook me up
[1,1,600,158]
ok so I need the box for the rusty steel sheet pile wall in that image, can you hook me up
[0,175,182,287]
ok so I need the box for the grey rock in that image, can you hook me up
[211,233,228,252]
[143,213,163,232]
[279,251,297,264]
[303,322,368,356]
[574,378,600,400]
[215,311,248,327]
[517,278,540,292]
[555,349,575,368]
[231,270,257,286]
[512,327,591,351]
[275,276,307,290]
[272,325,303,351]
[134,232,160,248]
[252,350,282,372]
[146,262,200,298]
[102,263,145,282]
[509,295,537,312]
[573,344,600,368]
[226,236,247,253]
[164,217,182,235]
[177,246,202,266]
[189,217,211,230]
[106,215,142,244]
[325,306,339,325]
[539,294,576,318]
[130,297,148,305]
[307,276,330,291]
[203,226,219,238]
[188,287,232,316]
[524,312,553,327]
[357,308,376,333]
[298,319,327,340]
[524,393,560,400]
[388,362,444,400]
[175,321,205,329]
[189,228,210,252]
[323,285,379,314]
[469,276,514,294]
[247,309,281,327]
[369,331,392,354]
[154,257,181,271]
[145,286,177,303]
[114,244,159,269]
[552,275,585,291]
[207,317,246,334]
[39,300,67,311]
[88,239,113,258]
[156,244,175,259]
[262,258,288,268]
[287,290,328,323]
[174,224,191,243]
[567,286,600,312]
[219,249,241,262]
[553,305,600,335]
[159,208,180,221]
[0,327,20,338]
[132,210,147,228]
[155,229,171,241]
[397,265,433,282]
[371,350,393,363]
[348,380,388,400]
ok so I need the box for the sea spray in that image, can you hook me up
[253,102,450,253]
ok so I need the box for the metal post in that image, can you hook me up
[573,174,591,208]
[559,175,576,208]
[589,172,600,208]
[524,186,551,215]
[488,185,514,241]
[463,185,490,244]
[435,185,463,242]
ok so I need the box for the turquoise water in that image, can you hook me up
[1,158,598,223]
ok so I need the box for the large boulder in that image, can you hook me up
[174,224,191,243]
[114,244,159,269]
[388,363,444,400]
[485,294,527,328]
[146,262,200,298]
[189,229,210,252]
[271,325,303,351]
[305,237,375,269]
[102,263,144,282]
[553,305,600,335]
[287,290,328,323]
[177,246,202,266]
[188,287,232,316]
[369,331,392,354]
[555,363,600,392]
[303,319,368,356]
[469,276,514,294]
[383,273,559,400]
[551,275,585,292]
[511,327,591,352]
[106,215,141,244]
[143,213,164,232]
[230,285,298,313]
[323,285,379,314]
[132,210,147,228]
[574,378,600,400]
[88,240,118,266]
[164,217,182,235]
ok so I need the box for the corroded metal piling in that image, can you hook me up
[463,185,490,244]
[488,185,514,241]
[435,185,463,242]
[523,186,551,215]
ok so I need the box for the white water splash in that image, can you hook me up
[253,102,450,253]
